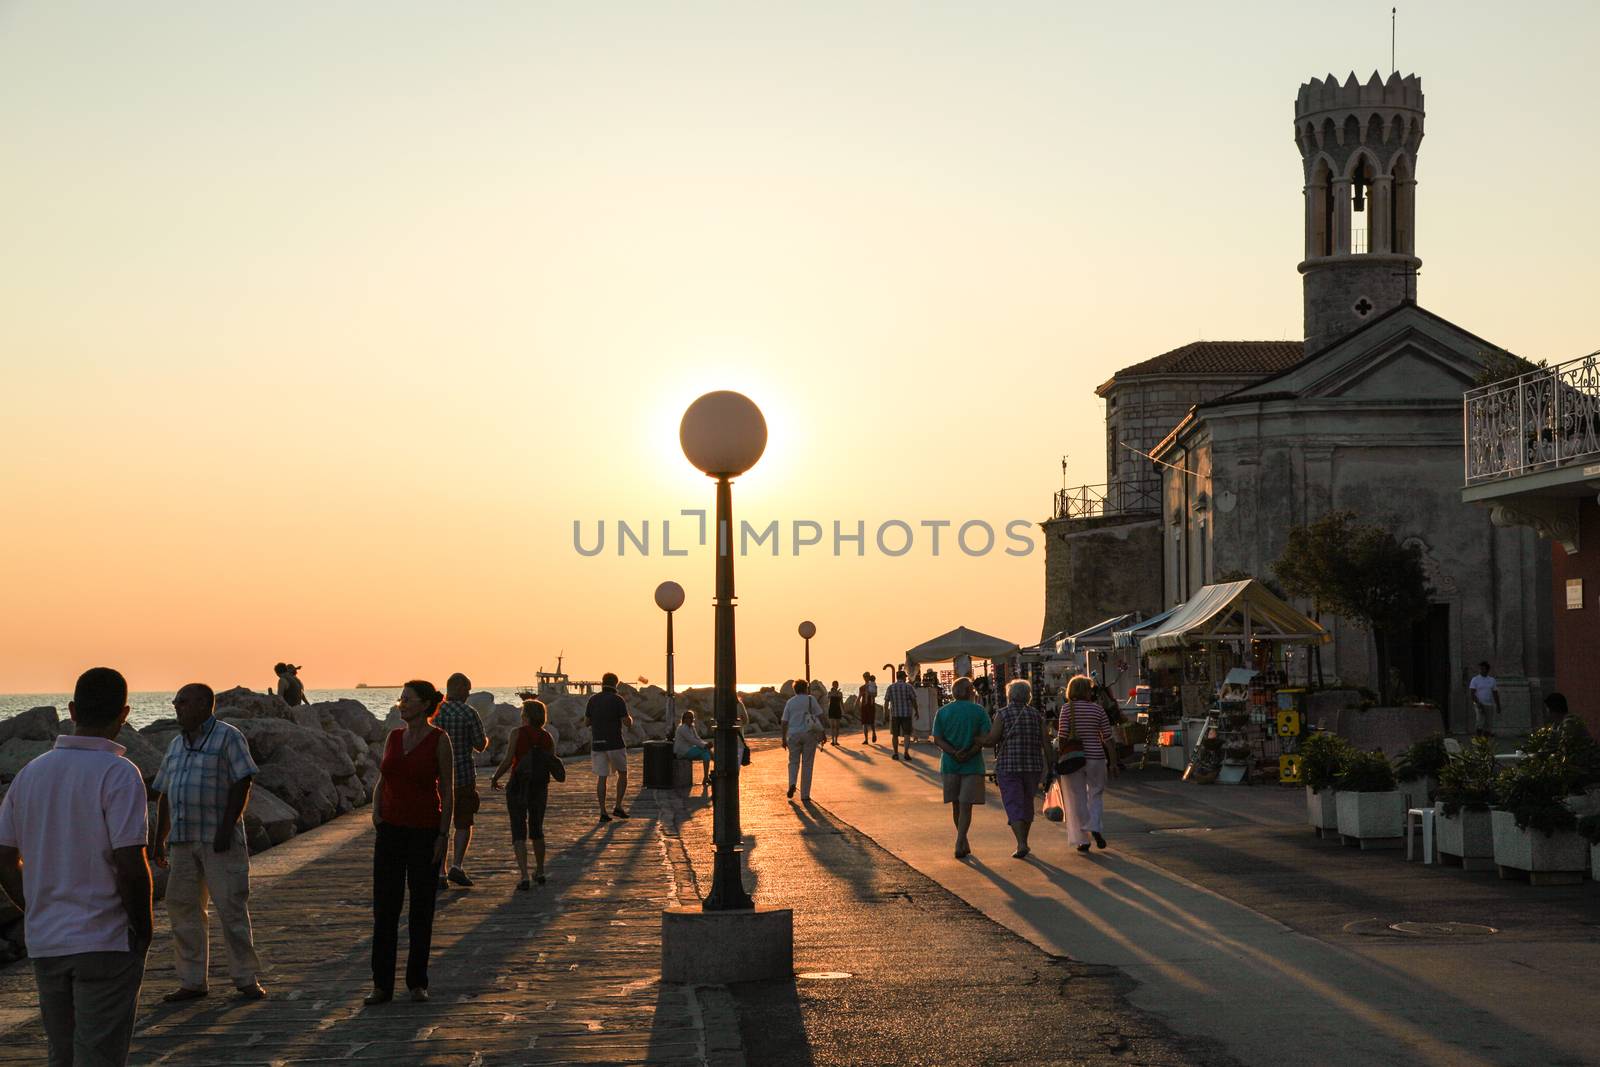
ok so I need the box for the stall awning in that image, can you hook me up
[1064,613,1139,654]
[906,626,1020,666]
[1112,605,1183,649]
[1137,579,1330,655]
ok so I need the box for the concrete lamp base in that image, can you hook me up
[661,906,793,984]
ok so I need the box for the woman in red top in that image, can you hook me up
[1057,674,1117,854]
[491,699,563,890]
[366,679,455,1005]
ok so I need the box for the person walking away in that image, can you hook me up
[932,678,991,859]
[827,681,844,746]
[434,673,488,888]
[151,683,266,1002]
[670,709,713,784]
[884,670,918,761]
[0,667,154,1067]
[781,680,825,802]
[490,699,564,889]
[1058,674,1117,853]
[273,662,308,707]
[980,679,1049,859]
[858,672,878,744]
[368,680,454,1004]
[1467,662,1500,737]
[584,673,634,822]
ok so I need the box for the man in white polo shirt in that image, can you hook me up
[0,667,154,1067]
[1467,661,1501,737]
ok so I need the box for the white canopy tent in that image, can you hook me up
[905,626,1021,669]
[1136,579,1329,654]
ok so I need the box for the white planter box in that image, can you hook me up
[1490,809,1588,883]
[1306,786,1337,830]
[1434,807,1495,870]
[1335,790,1404,848]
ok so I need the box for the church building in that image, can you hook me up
[1041,72,1553,732]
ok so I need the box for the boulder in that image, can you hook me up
[114,725,165,781]
[312,699,387,744]
[253,749,343,830]
[244,785,300,849]
[225,717,360,829]
[0,738,53,780]
[216,686,321,731]
[0,706,60,746]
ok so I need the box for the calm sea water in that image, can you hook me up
[1,684,784,732]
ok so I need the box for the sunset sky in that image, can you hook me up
[2,2,1596,693]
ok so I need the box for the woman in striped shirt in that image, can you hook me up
[1058,674,1117,853]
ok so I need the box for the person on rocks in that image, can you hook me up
[857,671,878,745]
[1058,674,1117,853]
[932,677,991,860]
[151,683,266,1002]
[490,699,564,890]
[584,673,634,822]
[434,673,488,888]
[884,670,918,762]
[0,667,154,1066]
[979,679,1049,860]
[273,662,308,707]
[672,709,713,784]
[367,680,454,1004]
[780,679,825,802]
[826,681,844,746]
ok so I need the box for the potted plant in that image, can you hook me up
[1434,737,1499,870]
[1491,754,1591,884]
[1300,732,1351,833]
[1579,814,1600,883]
[1394,734,1448,809]
[1334,750,1405,849]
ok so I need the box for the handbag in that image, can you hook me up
[1054,707,1087,776]
[802,697,827,742]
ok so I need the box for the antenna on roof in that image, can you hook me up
[1060,454,1069,491]
[1391,7,1397,74]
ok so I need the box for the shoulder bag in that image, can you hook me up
[1055,705,1087,776]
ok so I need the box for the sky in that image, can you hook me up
[2,1,1596,694]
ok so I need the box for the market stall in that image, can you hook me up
[905,625,1022,723]
[1062,612,1141,690]
[1133,580,1329,784]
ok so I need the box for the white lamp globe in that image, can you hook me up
[798,620,816,640]
[680,391,767,477]
[655,581,686,613]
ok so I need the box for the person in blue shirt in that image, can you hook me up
[932,677,991,859]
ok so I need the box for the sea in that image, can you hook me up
[1,684,784,732]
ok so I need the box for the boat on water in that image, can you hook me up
[516,656,603,703]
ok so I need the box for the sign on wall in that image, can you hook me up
[1568,578,1584,610]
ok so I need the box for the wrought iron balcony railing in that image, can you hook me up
[1464,351,1600,485]
[1052,480,1161,520]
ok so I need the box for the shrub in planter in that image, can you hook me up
[1496,760,1578,837]
[1395,734,1449,782]
[1337,750,1397,793]
[1521,719,1600,791]
[1437,737,1500,817]
[1300,732,1352,830]
[1334,750,1405,846]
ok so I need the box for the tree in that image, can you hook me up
[1272,510,1433,704]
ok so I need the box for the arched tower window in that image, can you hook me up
[1390,156,1415,257]
[1348,154,1378,254]
[1307,158,1333,258]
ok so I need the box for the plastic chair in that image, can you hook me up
[1404,807,1435,864]
[1442,737,1463,756]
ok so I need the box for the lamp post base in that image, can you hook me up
[702,846,754,911]
[661,906,793,984]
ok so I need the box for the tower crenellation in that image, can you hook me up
[1295,71,1425,352]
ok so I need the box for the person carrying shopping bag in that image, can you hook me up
[1057,674,1117,854]
[781,680,826,802]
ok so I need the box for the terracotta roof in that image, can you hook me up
[1102,341,1305,387]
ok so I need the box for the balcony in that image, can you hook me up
[1052,480,1160,521]
[1464,351,1600,486]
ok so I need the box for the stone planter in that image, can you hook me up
[1490,809,1588,885]
[1434,806,1495,871]
[1335,790,1404,849]
[1398,775,1436,811]
[1306,786,1337,832]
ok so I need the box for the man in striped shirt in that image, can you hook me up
[884,671,918,762]
[435,673,488,887]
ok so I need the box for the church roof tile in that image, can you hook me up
[1108,340,1305,382]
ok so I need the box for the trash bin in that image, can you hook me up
[642,740,675,789]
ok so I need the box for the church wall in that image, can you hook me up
[1551,499,1600,737]
[1039,514,1164,642]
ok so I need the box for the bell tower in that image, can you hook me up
[1295,71,1424,352]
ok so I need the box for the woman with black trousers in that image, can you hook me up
[366,679,455,1004]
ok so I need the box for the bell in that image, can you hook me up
[1352,179,1366,213]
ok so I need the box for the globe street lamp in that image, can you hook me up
[655,581,686,731]
[680,390,766,911]
[798,620,816,682]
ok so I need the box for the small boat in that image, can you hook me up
[516,655,602,703]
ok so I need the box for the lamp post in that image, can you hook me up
[798,621,816,682]
[655,581,685,731]
[680,390,766,911]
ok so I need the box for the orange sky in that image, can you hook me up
[2,2,1597,693]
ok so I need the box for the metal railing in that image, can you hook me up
[1052,480,1161,520]
[1464,351,1600,485]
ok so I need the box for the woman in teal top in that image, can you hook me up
[932,678,991,859]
